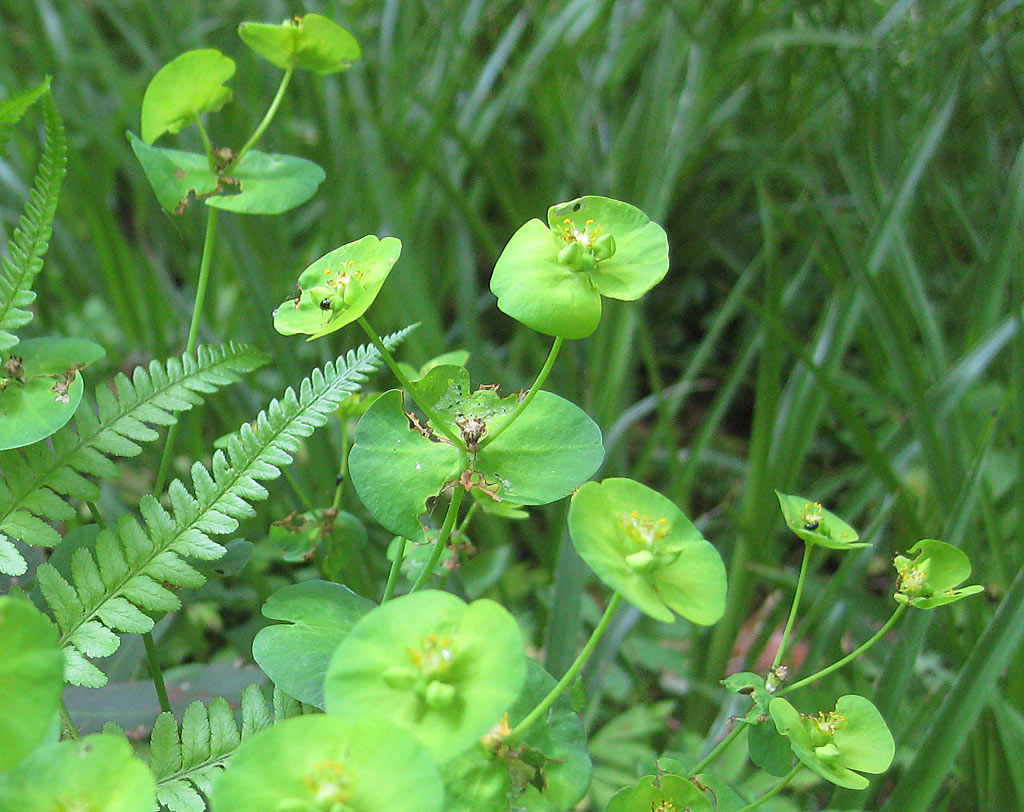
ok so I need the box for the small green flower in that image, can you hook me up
[893,539,983,609]
[775,490,867,550]
[323,590,526,763]
[568,478,726,624]
[769,695,894,790]
[273,235,402,340]
[490,196,669,339]
[606,774,712,812]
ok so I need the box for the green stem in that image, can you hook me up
[195,115,214,167]
[779,603,908,696]
[234,67,294,165]
[153,208,219,495]
[331,418,350,511]
[479,336,564,450]
[772,544,813,669]
[85,501,106,531]
[382,537,407,603]
[143,631,172,713]
[508,592,622,744]
[356,317,465,447]
[735,764,801,812]
[282,467,317,514]
[411,487,465,592]
[690,722,745,775]
[60,701,80,741]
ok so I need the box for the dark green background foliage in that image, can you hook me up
[1,1,1023,810]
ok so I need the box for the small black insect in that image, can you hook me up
[572,201,582,211]
[320,298,333,311]
[804,521,819,531]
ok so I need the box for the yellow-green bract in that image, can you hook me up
[140,49,235,144]
[568,478,727,624]
[272,235,402,340]
[490,195,669,339]
[893,539,984,608]
[775,490,867,549]
[606,774,712,812]
[770,694,895,790]
[323,590,526,763]
[239,14,360,74]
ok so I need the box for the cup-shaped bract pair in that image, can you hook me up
[606,773,712,812]
[491,196,669,339]
[770,694,894,790]
[893,539,983,609]
[776,491,866,550]
[239,13,361,74]
[273,235,402,340]
[568,478,727,624]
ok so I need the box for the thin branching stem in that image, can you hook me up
[772,544,813,669]
[235,67,294,165]
[691,721,745,775]
[382,537,407,603]
[411,487,465,592]
[479,336,563,449]
[735,764,801,811]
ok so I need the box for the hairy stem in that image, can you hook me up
[772,544,813,669]
[411,486,465,592]
[508,592,622,744]
[479,336,563,449]
[356,316,464,447]
[234,67,294,165]
[780,603,908,695]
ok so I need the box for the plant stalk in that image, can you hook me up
[772,544,813,669]
[479,335,564,449]
[411,486,465,592]
[143,630,172,713]
[508,592,622,744]
[234,66,294,165]
[780,603,908,695]
[382,537,407,603]
[356,316,464,447]
[735,764,801,811]
[60,701,81,741]
[691,721,745,775]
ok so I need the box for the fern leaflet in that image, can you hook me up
[148,684,308,812]
[0,88,66,350]
[0,342,269,576]
[0,77,50,151]
[38,328,411,686]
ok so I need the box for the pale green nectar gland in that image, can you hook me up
[652,802,676,812]
[555,217,616,276]
[620,510,671,574]
[801,502,824,532]
[894,554,928,596]
[304,760,353,809]
[405,633,458,706]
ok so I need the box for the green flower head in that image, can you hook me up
[775,490,867,550]
[273,235,402,340]
[490,196,669,339]
[568,478,726,624]
[323,590,526,763]
[893,539,983,609]
[606,774,711,812]
[769,695,894,790]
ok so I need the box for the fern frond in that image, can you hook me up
[0,77,50,151]
[0,88,66,350]
[40,330,411,686]
[149,684,308,812]
[0,342,268,576]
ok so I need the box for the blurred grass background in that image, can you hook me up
[2,0,1024,809]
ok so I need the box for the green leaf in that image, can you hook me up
[0,598,63,770]
[0,77,50,151]
[348,389,464,540]
[127,132,325,215]
[693,773,746,812]
[769,694,894,790]
[721,672,771,718]
[491,196,668,339]
[606,774,712,812]
[141,50,235,144]
[0,337,105,450]
[323,590,526,763]
[210,715,442,812]
[893,538,983,608]
[238,14,360,74]
[568,478,727,624]
[747,720,793,777]
[0,735,155,811]
[272,235,402,338]
[252,580,375,708]
[775,490,866,549]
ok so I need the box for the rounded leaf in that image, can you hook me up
[141,49,235,144]
[210,715,442,812]
[894,538,984,609]
[239,14,361,74]
[0,735,155,811]
[568,479,727,624]
[491,218,602,339]
[252,580,375,708]
[0,598,64,769]
[0,337,105,450]
[546,196,669,301]
[323,591,526,762]
[606,774,711,812]
[273,235,402,339]
[775,491,866,549]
